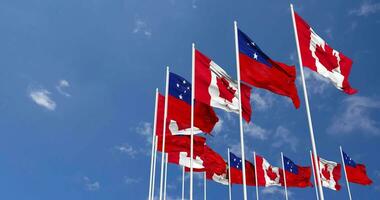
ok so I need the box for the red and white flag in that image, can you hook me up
[195,49,252,122]
[318,157,342,190]
[294,12,357,95]
[256,154,283,187]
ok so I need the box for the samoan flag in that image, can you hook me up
[167,72,219,134]
[238,29,300,108]
[342,150,372,185]
[229,152,255,185]
[283,156,312,188]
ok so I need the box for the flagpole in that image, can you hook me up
[159,67,170,200]
[190,42,195,200]
[340,146,353,200]
[253,151,259,200]
[228,148,232,200]
[281,152,289,200]
[233,20,248,200]
[182,166,185,200]
[310,150,320,200]
[163,153,168,200]
[290,4,324,200]
[152,135,158,200]
[149,89,159,200]
[204,172,207,200]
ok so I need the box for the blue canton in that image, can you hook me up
[343,151,357,167]
[169,72,191,105]
[283,156,299,174]
[238,29,273,67]
[230,152,243,170]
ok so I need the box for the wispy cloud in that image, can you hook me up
[133,19,152,37]
[272,126,299,152]
[136,122,153,144]
[56,79,71,97]
[191,0,198,9]
[261,187,293,198]
[114,143,138,158]
[213,119,223,135]
[244,122,269,140]
[328,96,380,135]
[124,177,141,184]
[349,1,380,16]
[302,69,330,95]
[29,88,56,111]
[83,176,100,191]
[251,91,275,111]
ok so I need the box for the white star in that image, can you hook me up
[179,94,183,99]
[183,80,186,84]
[253,53,258,60]
[176,83,180,88]
[251,41,255,46]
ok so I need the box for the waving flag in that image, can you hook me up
[157,135,206,155]
[195,49,252,122]
[255,154,283,186]
[283,156,312,187]
[238,29,300,108]
[168,72,219,134]
[229,152,256,186]
[294,12,357,94]
[342,151,372,185]
[318,157,342,190]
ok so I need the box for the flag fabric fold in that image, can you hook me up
[195,49,252,122]
[342,151,372,185]
[294,12,357,94]
[157,135,206,155]
[317,157,342,191]
[238,29,301,108]
[283,156,313,188]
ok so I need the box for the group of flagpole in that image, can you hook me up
[290,4,325,200]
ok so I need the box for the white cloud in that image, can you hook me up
[328,96,380,135]
[350,2,380,16]
[83,176,100,191]
[124,177,141,184]
[136,122,153,144]
[115,143,138,158]
[244,122,269,140]
[29,88,56,111]
[272,126,299,152]
[133,19,152,37]
[261,187,293,198]
[56,79,71,97]
[251,91,275,111]
[191,0,198,8]
[213,119,223,135]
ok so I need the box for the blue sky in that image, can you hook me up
[0,0,379,199]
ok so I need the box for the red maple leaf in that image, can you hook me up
[266,166,278,180]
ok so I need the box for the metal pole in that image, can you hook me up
[340,146,353,200]
[190,43,195,200]
[159,67,170,200]
[204,172,207,200]
[290,4,324,200]
[228,148,232,200]
[152,135,158,200]
[182,166,185,200]
[233,20,248,200]
[149,89,159,200]
[163,153,168,200]
[254,152,259,200]
[310,151,320,200]
[281,153,289,200]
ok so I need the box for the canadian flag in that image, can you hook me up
[195,49,252,122]
[294,12,357,94]
[256,154,283,187]
[318,157,342,191]
[168,151,205,169]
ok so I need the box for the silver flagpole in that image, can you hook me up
[190,43,195,200]
[149,89,159,200]
[340,146,353,200]
[163,153,168,200]
[233,20,248,200]
[182,166,185,200]
[204,172,207,200]
[310,150,320,200]
[228,148,232,200]
[254,151,259,200]
[159,67,170,200]
[290,4,324,200]
[152,135,158,200]
[281,152,289,200]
